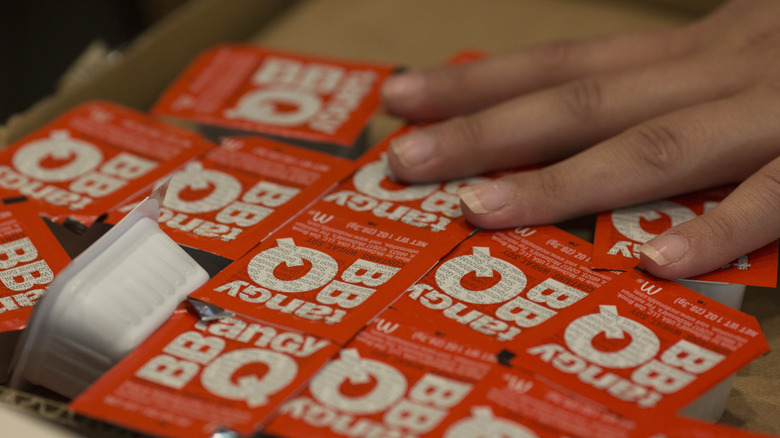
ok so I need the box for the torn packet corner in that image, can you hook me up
[188,298,235,322]
[9,195,209,399]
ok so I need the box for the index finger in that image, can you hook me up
[381,24,701,121]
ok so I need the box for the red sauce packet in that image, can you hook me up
[104,136,355,260]
[392,225,616,353]
[151,44,395,157]
[69,302,339,438]
[263,307,496,437]
[516,269,770,420]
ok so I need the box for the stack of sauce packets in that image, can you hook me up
[65,165,776,437]
[60,46,775,437]
[0,99,213,391]
[68,126,497,436]
[470,269,769,436]
[186,125,489,345]
[383,225,770,436]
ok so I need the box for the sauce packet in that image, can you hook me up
[104,136,355,261]
[263,306,496,437]
[517,269,770,420]
[69,302,339,438]
[152,44,396,159]
[0,101,214,225]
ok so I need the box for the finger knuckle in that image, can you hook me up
[736,26,780,55]
[760,165,780,195]
[449,115,486,148]
[750,164,780,212]
[698,211,740,244]
[628,122,686,174]
[535,168,567,201]
[532,39,577,71]
[662,25,705,57]
[435,65,471,93]
[559,77,604,121]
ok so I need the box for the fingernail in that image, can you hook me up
[390,131,436,168]
[382,73,425,99]
[458,180,512,214]
[639,233,689,266]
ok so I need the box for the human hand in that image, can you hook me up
[380,0,780,280]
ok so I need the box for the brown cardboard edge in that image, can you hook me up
[0,385,149,438]
[0,0,301,149]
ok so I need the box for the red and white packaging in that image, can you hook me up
[428,365,637,438]
[593,187,778,287]
[392,225,616,353]
[516,269,770,420]
[263,307,496,437]
[189,127,488,344]
[104,136,355,260]
[69,302,339,438]
[152,44,396,158]
[0,201,71,378]
[0,101,214,225]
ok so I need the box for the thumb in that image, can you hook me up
[638,160,780,279]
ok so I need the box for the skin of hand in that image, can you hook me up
[380,0,780,280]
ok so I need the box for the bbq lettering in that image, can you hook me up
[225,56,378,134]
[527,304,725,409]
[278,348,472,436]
[406,245,588,342]
[1,130,156,210]
[213,237,400,324]
[120,161,300,242]
[135,318,329,407]
[0,237,54,314]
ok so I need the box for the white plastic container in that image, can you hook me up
[677,279,746,422]
[9,192,209,399]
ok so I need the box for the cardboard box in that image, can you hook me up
[3,0,778,437]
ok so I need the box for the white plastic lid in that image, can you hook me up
[9,187,209,398]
